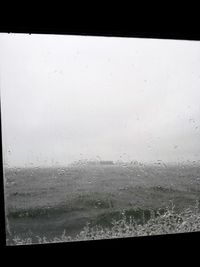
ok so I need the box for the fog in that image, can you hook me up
[0,33,200,167]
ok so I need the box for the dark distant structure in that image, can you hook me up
[100,161,114,165]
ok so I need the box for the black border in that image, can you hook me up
[1,25,200,41]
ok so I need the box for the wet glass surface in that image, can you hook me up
[1,33,200,244]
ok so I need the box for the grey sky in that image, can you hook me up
[0,33,200,167]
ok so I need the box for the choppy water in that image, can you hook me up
[4,163,200,243]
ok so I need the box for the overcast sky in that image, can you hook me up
[0,33,200,167]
